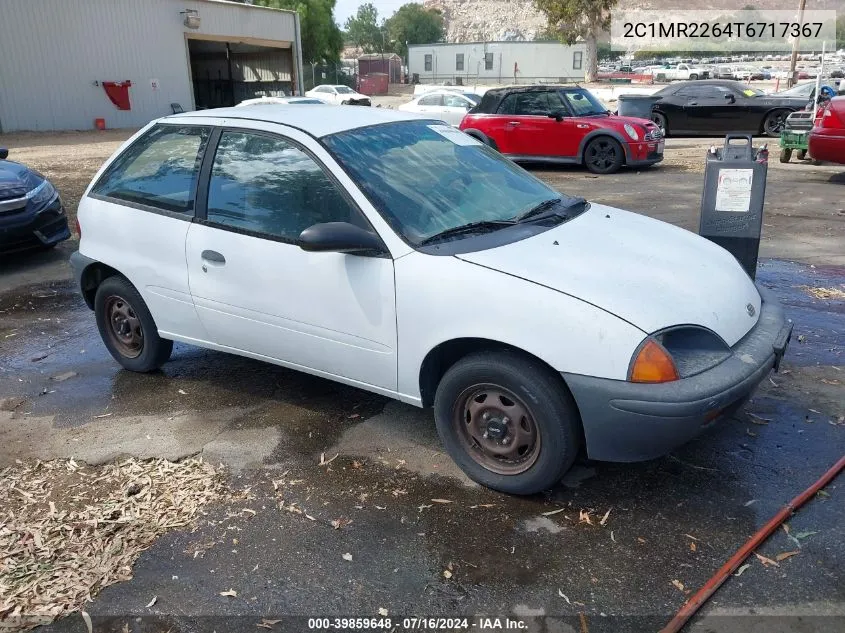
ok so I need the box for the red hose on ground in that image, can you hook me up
[659,454,845,633]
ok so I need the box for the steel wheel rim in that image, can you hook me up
[453,384,541,475]
[104,295,143,359]
[587,140,617,171]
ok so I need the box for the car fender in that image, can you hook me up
[577,129,630,163]
[393,252,645,405]
[461,128,499,150]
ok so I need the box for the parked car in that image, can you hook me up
[237,96,326,106]
[69,106,792,494]
[809,96,845,164]
[0,147,70,253]
[305,84,371,106]
[398,90,481,126]
[459,85,664,174]
[651,80,809,136]
[645,63,710,81]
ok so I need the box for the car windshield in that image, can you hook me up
[335,86,354,94]
[560,89,608,116]
[776,82,815,97]
[323,120,574,246]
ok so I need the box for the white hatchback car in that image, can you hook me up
[71,105,792,494]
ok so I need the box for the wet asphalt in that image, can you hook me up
[1,257,842,633]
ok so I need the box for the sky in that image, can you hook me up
[334,0,418,27]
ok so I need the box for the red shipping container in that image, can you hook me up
[357,73,389,96]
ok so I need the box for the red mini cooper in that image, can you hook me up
[459,85,664,174]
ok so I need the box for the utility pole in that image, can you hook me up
[787,0,807,87]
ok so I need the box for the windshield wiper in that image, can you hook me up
[514,197,588,223]
[418,220,515,246]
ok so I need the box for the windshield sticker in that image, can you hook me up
[428,124,482,146]
[742,89,756,97]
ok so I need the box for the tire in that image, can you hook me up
[466,131,499,151]
[797,149,807,160]
[763,110,790,137]
[94,275,173,372]
[433,350,580,495]
[651,112,668,136]
[583,136,625,174]
[779,148,792,163]
[341,100,349,105]
[689,74,698,80]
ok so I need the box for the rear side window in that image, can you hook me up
[205,130,363,241]
[92,125,209,214]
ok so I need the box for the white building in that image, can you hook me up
[408,41,587,86]
[0,0,304,132]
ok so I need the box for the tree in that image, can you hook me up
[345,3,384,54]
[384,4,445,60]
[235,0,343,63]
[533,0,618,82]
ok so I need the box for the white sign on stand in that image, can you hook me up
[715,168,753,213]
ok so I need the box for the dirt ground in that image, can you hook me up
[1,129,843,632]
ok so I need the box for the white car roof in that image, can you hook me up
[169,104,425,138]
[236,96,322,106]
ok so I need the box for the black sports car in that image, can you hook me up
[0,148,70,253]
[650,80,810,137]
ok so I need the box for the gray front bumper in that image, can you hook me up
[563,285,792,462]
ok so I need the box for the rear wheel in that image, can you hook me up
[779,148,792,163]
[763,110,790,137]
[651,112,668,136]
[433,350,580,495]
[94,276,172,372]
[583,137,624,174]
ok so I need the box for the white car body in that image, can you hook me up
[397,91,479,126]
[647,63,709,81]
[305,84,371,105]
[236,96,326,106]
[71,105,790,494]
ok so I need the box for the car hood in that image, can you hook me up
[0,160,32,199]
[455,204,761,346]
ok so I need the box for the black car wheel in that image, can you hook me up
[433,350,580,495]
[94,275,173,372]
[689,73,698,80]
[583,137,624,174]
[763,110,790,137]
[651,112,668,135]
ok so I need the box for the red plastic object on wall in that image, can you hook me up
[102,81,132,110]
[94,118,106,130]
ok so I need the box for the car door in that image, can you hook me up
[440,93,473,126]
[414,93,444,116]
[683,85,743,133]
[185,125,398,390]
[499,91,566,158]
[84,123,211,340]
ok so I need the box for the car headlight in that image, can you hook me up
[624,123,640,140]
[629,327,731,383]
[26,178,58,206]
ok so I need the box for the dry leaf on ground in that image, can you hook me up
[776,550,800,562]
[671,579,685,592]
[754,552,779,567]
[342,552,353,561]
[734,563,751,577]
[220,589,238,598]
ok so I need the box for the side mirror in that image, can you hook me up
[0,148,8,160]
[298,222,386,256]
[725,94,736,103]
[548,110,565,122]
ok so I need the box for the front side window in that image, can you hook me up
[456,53,464,71]
[206,131,360,241]
[484,53,494,70]
[424,54,432,71]
[514,91,558,116]
[92,124,209,213]
[444,94,470,108]
[323,120,571,246]
[573,52,583,70]
[559,90,607,116]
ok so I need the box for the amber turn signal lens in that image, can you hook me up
[630,339,679,383]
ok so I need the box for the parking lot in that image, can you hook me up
[1,130,843,632]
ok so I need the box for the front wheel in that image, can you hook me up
[763,110,790,137]
[651,112,668,136]
[689,73,698,80]
[433,351,580,495]
[583,137,625,174]
[94,275,173,372]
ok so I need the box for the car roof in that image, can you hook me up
[485,84,582,95]
[168,105,425,138]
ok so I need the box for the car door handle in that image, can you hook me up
[688,102,698,106]
[507,121,521,126]
[200,250,226,271]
